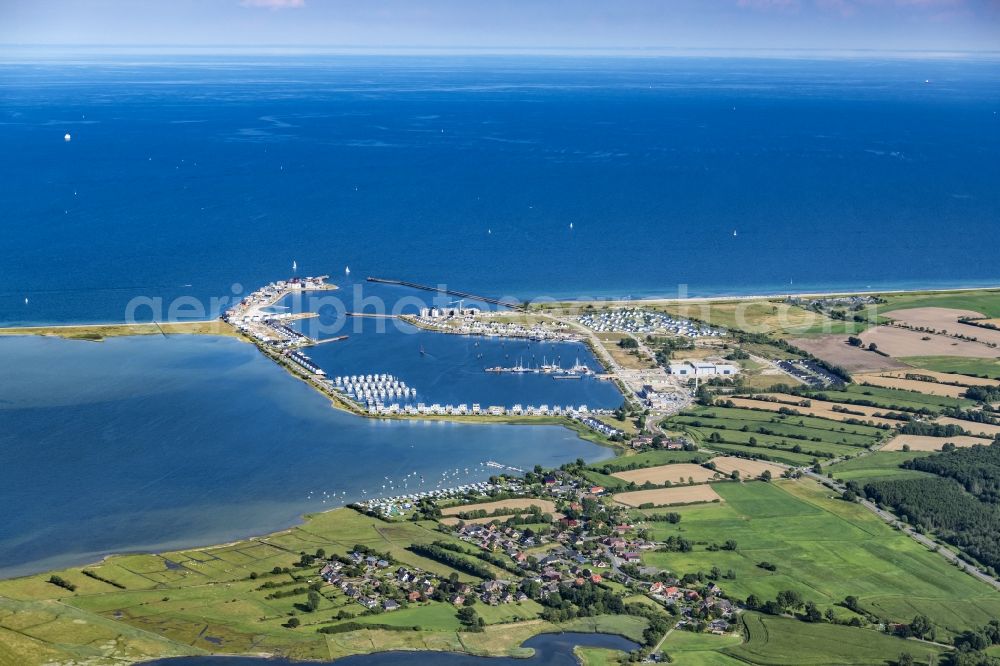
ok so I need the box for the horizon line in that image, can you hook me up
[3,44,1000,61]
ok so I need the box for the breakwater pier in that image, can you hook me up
[367,277,522,310]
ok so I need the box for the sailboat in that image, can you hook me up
[345,266,351,276]
[419,345,426,356]
[569,222,574,230]
[24,297,29,305]
[292,259,298,273]
[732,230,738,237]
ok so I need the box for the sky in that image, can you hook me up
[1,0,998,54]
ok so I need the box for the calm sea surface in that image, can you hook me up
[1,56,998,326]
[0,334,611,578]
[1,55,998,578]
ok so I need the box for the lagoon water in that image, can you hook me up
[0,334,611,579]
[1,56,999,326]
[141,631,639,666]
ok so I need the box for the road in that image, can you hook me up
[534,310,694,433]
[802,469,1000,591]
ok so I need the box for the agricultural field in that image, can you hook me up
[709,457,787,479]
[859,325,1000,359]
[882,433,993,451]
[825,451,935,482]
[611,463,721,486]
[901,356,1000,380]
[853,372,969,397]
[702,443,818,467]
[874,289,1000,319]
[667,404,886,463]
[639,480,1000,641]
[657,630,744,665]
[613,485,723,508]
[872,367,1000,388]
[806,383,975,413]
[726,612,945,665]
[589,450,708,472]
[726,395,900,427]
[786,335,907,373]
[884,308,1000,347]
[936,416,1000,438]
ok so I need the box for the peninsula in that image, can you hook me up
[2,284,1000,666]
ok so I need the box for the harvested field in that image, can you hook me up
[872,368,1000,388]
[441,499,557,517]
[885,307,986,328]
[728,396,901,427]
[859,326,1000,359]
[934,417,1000,439]
[882,434,993,452]
[613,485,722,507]
[853,373,968,398]
[611,463,720,486]
[788,335,907,373]
[710,456,787,479]
[885,308,1000,347]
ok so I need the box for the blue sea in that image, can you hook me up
[1,55,999,579]
[1,55,998,326]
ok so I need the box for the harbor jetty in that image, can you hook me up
[223,275,340,384]
[367,276,523,310]
[219,276,620,429]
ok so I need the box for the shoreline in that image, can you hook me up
[3,283,999,331]
[528,283,1000,309]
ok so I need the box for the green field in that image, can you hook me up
[726,612,945,665]
[640,479,1000,641]
[0,508,551,665]
[807,384,975,413]
[902,356,1000,380]
[590,449,707,472]
[825,451,937,482]
[658,630,745,665]
[677,406,887,440]
[666,405,885,463]
[700,442,818,466]
[575,646,628,666]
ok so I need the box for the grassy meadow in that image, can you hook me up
[638,480,1000,642]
